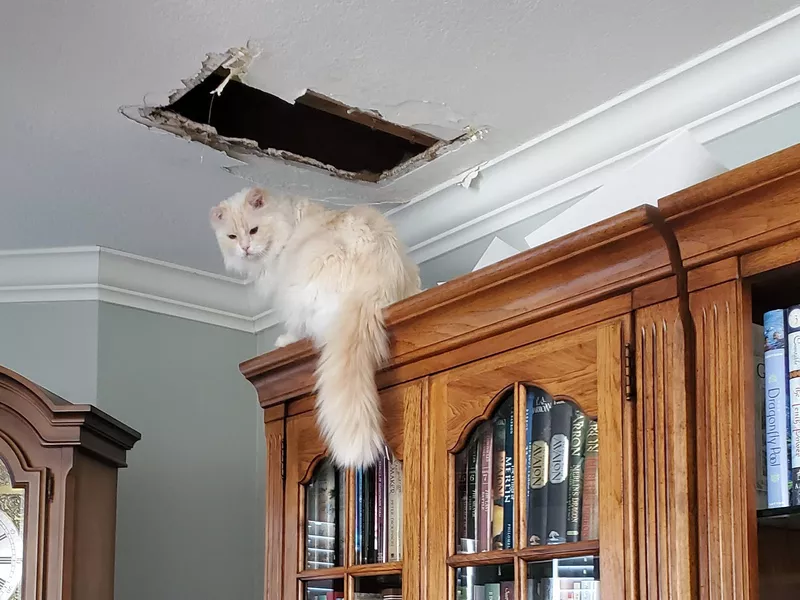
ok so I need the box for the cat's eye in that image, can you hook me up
[249,227,259,235]
[228,234,237,239]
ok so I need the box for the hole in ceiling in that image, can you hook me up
[162,68,445,182]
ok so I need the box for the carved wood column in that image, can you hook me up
[635,299,699,600]
[690,281,756,600]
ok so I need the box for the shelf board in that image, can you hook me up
[446,540,599,568]
[757,506,800,530]
[348,561,403,577]
[297,566,346,581]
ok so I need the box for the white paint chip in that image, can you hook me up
[524,130,728,249]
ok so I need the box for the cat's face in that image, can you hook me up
[210,188,291,274]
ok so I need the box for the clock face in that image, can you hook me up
[0,510,22,600]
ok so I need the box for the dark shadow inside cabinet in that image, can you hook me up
[749,265,800,599]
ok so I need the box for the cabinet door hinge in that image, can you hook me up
[280,438,286,481]
[624,342,635,402]
[45,471,55,503]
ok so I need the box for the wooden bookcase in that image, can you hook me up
[242,143,800,600]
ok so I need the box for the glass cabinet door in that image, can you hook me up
[427,318,630,600]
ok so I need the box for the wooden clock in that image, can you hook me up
[0,366,140,600]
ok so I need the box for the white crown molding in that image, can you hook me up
[388,7,800,263]
[2,9,799,333]
[0,247,280,334]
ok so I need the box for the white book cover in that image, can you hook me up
[472,237,520,272]
[524,130,728,249]
[754,323,768,510]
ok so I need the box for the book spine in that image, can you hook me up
[527,389,552,545]
[764,309,791,508]
[500,581,514,600]
[396,457,403,560]
[502,399,515,550]
[787,306,800,505]
[566,410,587,542]
[356,468,363,564]
[753,323,768,510]
[485,583,501,600]
[492,417,507,550]
[465,440,479,552]
[478,425,494,551]
[375,455,385,562]
[580,419,599,540]
[546,400,573,544]
[336,467,345,566]
[456,448,468,550]
[364,467,375,562]
[388,456,399,561]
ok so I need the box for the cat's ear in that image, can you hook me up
[245,188,267,210]
[209,205,226,226]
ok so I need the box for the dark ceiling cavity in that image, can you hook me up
[164,69,442,181]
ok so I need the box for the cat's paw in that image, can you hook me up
[275,333,299,348]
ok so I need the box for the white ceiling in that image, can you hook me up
[1,0,798,275]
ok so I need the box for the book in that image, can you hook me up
[463,440,480,553]
[581,419,599,540]
[473,584,486,600]
[478,425,494,551]
[356,468,363,563]
[502,398,515,549]
[527,388,553,545]
[764,309,791,508]
[753,323,768,510]
[388,454,403,561]
[376,454,386,562]
[787,305,800,505]
[566,410,588,542]
[492,416,507,550]
[500,581,513,600]
[485,583,501,600]
[546,400,574,544]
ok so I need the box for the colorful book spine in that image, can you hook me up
[764,309,791,508]
[465,440,479,552]
[492,416,507,550]
[788,306,800,505]
[485,583,501,600]
[456,448,469,551]
[500,581,514,600]
[524,386,534,534]
[478,425,494,552]
[580,419,599,540]
[546,400,574,544]
[355,468,363,563]
[388,455,402,561]
[566,410,587,542]
[753,323,768,510]
[502,399,515,550]
[527,388,552,545]
[376,455,386,562]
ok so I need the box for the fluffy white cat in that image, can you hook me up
[210,187,420,467]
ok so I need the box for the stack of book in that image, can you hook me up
[355,449,404,564]
[305,460,345,569]
[526,387,598,545]
[757,306,800,509]
[455,393,515,553]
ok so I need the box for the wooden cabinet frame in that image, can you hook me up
[244,144,800,600]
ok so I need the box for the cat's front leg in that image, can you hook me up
[274,331,301,348]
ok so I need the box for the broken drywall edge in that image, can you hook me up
[167,43,263,105]
[458,161,488,189]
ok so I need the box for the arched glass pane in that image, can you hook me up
[0,458,24,600]
[304,458,345,570]
[455,390,514,554]
[524,386,598,547]
[355,448,403,564]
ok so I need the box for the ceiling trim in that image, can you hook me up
[389,7,800,263]
[0,247,280,334]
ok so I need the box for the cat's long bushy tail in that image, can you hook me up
[314,294,388,468]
